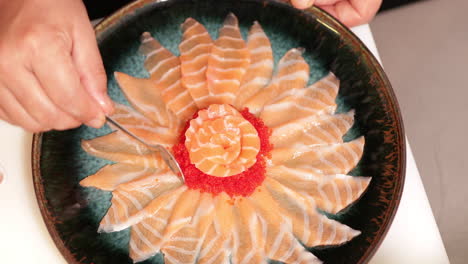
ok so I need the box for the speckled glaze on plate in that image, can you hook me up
[32,0,405,263]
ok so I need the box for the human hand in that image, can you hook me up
[290,0,383,27]
[0,0,113,132]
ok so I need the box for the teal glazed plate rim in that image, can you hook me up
[32,0,406,263]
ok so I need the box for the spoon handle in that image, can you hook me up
[105,116,184,181]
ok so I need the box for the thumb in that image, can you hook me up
[71,4,114,115]
[291,0,315,9]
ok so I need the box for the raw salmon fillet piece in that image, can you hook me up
[271,137,365,175]
[248,187,322,263]
[129,189,183,262]
[80,163,156,191]
[161,194,215,264]
[110,103,178,147]
[270,111,354,148]
[206,13,250,104]
[264,178,362,247]
[231,199,267,263]
[81,131,167,169]
[114,72,178,129]
[267,165,371,214]
[99,172,184,232]
[140,32,198,121]
[179,18,214,109]
[234,21,273,109]
[244,48,310,115]
[198,193,235,263]
[260,72,339,127]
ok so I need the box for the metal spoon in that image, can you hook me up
[105,116,184,181]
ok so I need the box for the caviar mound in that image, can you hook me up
[173,107,272,197]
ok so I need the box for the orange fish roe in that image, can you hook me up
[172,108,272,197]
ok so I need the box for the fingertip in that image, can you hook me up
[82,74,114,115]
[85,111,106,129]
[103,96,115,115]
[95,92,115,115]
[86,72,114,115]
[291,0,315,9]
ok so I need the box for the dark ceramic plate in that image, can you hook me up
[32,0,405,263]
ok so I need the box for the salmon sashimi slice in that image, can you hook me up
[140,32,197,121]
[79,163,156,191]
[197,224,232,264]
[133,190,202,262]
[111,103,178,147]
[264,178,361,247]
[206,13,250,105]
[161,194,215,264]
[267,165,371,214]
[198,193,234,264]
[160,189,201,242]
[99,172,184,232]
[114,72,178,128]
[233,21,273,109]
[179,18,213,108]
[244,48,309,115]
[270,111,354,148]
[271,137,365,175]
[129,191,181,262]
[248,187,322,264]
[81,131,167,169]
[213,193,236,236]
[260,72,339,127]
[231,199,267,264]
[185,104,260,177]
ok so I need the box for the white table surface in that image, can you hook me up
[0,25,450,264]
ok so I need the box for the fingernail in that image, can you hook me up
[87,113,106,128]
[101,95,115,115]
[98,94,114,115]
[92,91,114,115]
